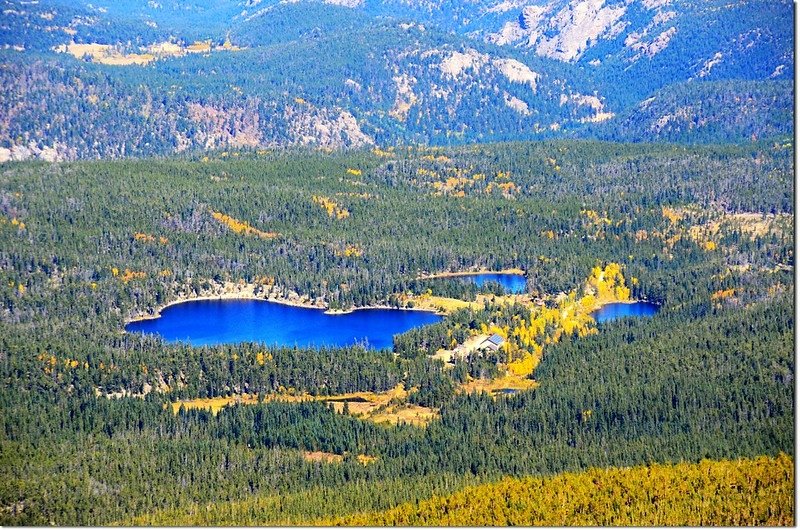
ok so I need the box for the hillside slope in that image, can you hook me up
[328,454,794,526]
[0,0,793,160]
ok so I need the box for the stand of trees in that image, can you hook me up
[0,141,793,525]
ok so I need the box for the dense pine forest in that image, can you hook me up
[0,140,794,525]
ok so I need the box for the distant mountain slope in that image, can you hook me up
[0,0,793,160]
[601,80,794,144]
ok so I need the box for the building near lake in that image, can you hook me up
[480,334,505,352]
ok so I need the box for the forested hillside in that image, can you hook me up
[329,455,794,526]
[1,0,794,523]
[0,0,793,160]
[0,141,793,525]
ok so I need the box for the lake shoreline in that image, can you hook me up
[125,288,441,325]
[591,300,660,324]
[417,267,526,280]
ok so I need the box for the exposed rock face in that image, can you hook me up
[624,9,677,60]
[560,93,615,123]
[186,101,263,150]
[286,105,374,148]
[503,92,531,115]
[641,0,672,9]
[439,49,490,79]
[493,58,539,91]
[697,52,724,78]
[535,0,628,62]
[389,74,418,122]
[0,142,75,163]
[324,0,363,6]
[485,0,683,64]
[488,4,550,47]
[0,0,791,156]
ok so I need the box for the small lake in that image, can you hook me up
[125,299,442,349]
[591,301,660,324]
[460,273,527,294]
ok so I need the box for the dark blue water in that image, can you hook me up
[591,301,659,324]
[125,299,442,349]
[461,273,527,294]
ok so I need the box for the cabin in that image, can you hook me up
[480,334,505,352]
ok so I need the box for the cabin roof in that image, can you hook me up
[486,334,505,345]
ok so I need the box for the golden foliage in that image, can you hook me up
[459,372,537,394]
[335,244,364,258]
[312,196,350,219]
[301,450,376,465]
[8,217,26,230]
[581,209,612,226]
[711,288,736,301]
[371,147,394,157]
[420,154,452,163]
[356,454,379,465]
[211,211,279,239]
[120,269,146,283]
[171,394,260,415]
[585,262,631,303]
[471,263,630,379]
[495,181,518,197]
[661,206,684,224]
[331,454,794,526]
[302,451,343,464]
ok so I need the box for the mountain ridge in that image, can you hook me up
[0,0,793,161]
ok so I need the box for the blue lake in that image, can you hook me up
[591,301,660,324]
[125,299,442,349]
[460,273,527,294]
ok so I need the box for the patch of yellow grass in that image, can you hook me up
[172,394,259,415]
[301,451,379,465]
[54,39,245,67]
[459,372,538,396]
[324,384,439,426]
[96,52,155,65]
[356,454,379,465]
[147,41,184,55]
[186,40,212,53]
[367,403,439,427]
[54,43,156,65]
[407,291,528,315]
[171,384,438,426]
[302,451,344,463]
[412,294,476,313]
[430,349,455,363]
